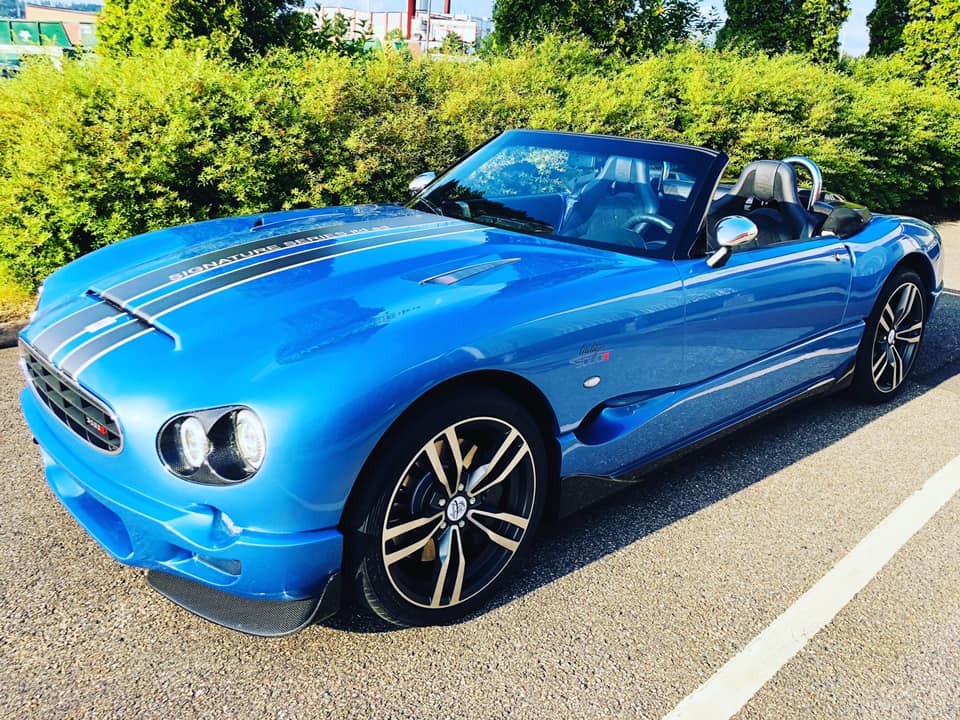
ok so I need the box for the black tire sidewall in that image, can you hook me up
[342,386,548,626]
[853,268,925,403]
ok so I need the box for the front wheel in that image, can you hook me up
[343,387,547,626]
[853,268,926,403]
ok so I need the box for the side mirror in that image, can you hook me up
[408,171,436,196]
[706,215,758,268]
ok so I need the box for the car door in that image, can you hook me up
[674,236,854,434]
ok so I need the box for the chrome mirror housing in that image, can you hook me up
[707,215,758,268]
[408,171,436,196]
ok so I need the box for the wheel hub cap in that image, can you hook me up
[886,328,896,345]
[446,496,468,523]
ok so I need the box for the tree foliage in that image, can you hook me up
[440,32,467,55]
[97,0,318,61]
[717,0,849,64]
[491,0,716,55]
[902,0,960,90]
[866,0,909,56]
[1,40,959,292]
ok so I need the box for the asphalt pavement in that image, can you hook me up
[1,227,958,719]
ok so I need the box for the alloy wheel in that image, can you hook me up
[381,417,536,610]
[870,281,924,393]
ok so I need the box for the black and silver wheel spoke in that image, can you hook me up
[465,428,530,498]
[896,320,923,344]
[382,416,536,610]
[889,345,903,388]
[424,427,463,498]
[384,513,444,567]
[872,349,888,384]
[894,283,919,325]
[466,508,530,553]
[429,526,467,607]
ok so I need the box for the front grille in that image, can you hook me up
[20,342,122,453]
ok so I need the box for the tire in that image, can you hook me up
[853,268,926,403]
[342,386,547,626]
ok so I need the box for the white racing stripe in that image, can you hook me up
[149,227,484,321]
[69,227,485,376]
[121,220,452,305]
[663,454,960,720]
[31,217,457,344]
[73,329,154,378]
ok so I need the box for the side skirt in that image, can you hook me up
[553,364,854,520]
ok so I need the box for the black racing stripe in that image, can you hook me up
[59,320,149,378]
[137,225,460,319]
[105,213,437,303]
[31,301,124,359]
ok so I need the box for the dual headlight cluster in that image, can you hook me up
[158,407,266,484]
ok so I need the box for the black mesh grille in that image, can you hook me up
[20,342,122,453]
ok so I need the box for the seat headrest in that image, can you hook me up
[730,160,800,204]
[597,155,649,185]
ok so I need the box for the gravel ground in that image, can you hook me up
[0,226,958,719]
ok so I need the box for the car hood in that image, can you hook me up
[23,205,625,383]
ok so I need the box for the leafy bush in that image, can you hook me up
[0,40,958,292]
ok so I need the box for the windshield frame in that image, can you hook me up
[407,129,728,261]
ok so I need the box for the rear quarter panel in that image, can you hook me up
[842,215,944,323]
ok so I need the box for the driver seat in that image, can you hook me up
[568,156,659,247]
[707,160,816,251]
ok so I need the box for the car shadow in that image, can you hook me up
[323,291,960,634]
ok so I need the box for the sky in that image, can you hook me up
[317,0,875,56]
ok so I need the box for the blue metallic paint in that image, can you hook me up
[19,143,944,607]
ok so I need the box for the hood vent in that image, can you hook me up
[420,258,520,286]
[89,289,175,343]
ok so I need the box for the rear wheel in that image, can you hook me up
[343,387,546,626]
[854,268,926,403]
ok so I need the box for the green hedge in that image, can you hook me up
[1,40,959,291]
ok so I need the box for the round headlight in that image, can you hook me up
[234,409,265,470]
[177,416,209,470]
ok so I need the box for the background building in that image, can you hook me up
[314,2,491,47]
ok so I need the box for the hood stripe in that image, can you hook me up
[136,226,479,321]
[58,319,146,377]
[48,224,482,378]
[73,328,153,380]
[30,301,124,360]
[30,213,454,362]
[117,220,457,312]
[151,228,483,323]
[104,213,441,303]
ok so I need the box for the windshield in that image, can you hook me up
[410,130,716,257]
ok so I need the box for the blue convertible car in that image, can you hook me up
[19,130,943,634]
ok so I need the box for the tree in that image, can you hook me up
[866,0,909,56]
[440,31,467,55]
[491,0,716,55]
[717,0,848,63]
[97,0,317,61]
[902,0,960,90]
[801,0,850,63]
[716,0,796,52]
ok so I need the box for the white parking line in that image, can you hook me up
[663,455,960,720]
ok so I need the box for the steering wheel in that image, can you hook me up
[626,212,675,235]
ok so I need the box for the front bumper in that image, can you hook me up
[22,388,344,630]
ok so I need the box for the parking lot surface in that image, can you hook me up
[1,228,958,719]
